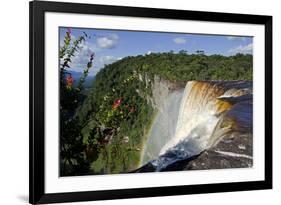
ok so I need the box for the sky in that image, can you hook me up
[59,27,253,76]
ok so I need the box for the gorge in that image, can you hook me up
[69,53,253,175]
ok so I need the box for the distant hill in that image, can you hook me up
[68,70,95,88]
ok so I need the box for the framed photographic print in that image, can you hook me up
[29,0,272,204]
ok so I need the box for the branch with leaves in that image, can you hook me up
[59,28,95,176]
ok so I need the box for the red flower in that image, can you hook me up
[112,98,122,110]
[66,74,74,87]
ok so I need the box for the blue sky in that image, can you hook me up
[59,27,253,76]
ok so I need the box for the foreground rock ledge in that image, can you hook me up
[184,132,253,170]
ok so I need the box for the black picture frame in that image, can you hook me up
[29,1,272,204]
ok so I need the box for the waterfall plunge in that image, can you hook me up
[140,81,236,170]
[160,81,232,155]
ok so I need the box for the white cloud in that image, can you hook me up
[226,36,246,41]
[147,51,152,55]
[99,55,119,65]
[228,43,253,54]
[60,33,120,76]
[96,34,119,49]
[173,37,187,44]
[72,45,94,66]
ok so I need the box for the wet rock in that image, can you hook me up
[184,132,253,170]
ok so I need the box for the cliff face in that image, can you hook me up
[140,75,184,165]
[149,75,183,109]
[136,74,183,109]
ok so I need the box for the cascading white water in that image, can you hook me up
[159,81,232,155]
[140,80,251,171]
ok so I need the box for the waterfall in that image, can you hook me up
[139,80,252,171]
[160,81,232,155]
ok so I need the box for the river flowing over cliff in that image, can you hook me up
[139,80,252,172]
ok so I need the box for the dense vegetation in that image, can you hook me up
[109,51,253,82]
[59,29,253,176]
[76,65,155,174]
